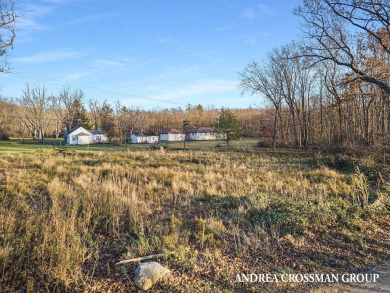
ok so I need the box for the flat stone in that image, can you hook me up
[133,261,170,290]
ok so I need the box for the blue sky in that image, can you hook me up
[1,0,301,110]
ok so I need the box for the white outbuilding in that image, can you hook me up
[185,127,217,141]
[146,136,159,143]
[131,134,159,144]
[159,129,185,141]
[65,127,108,145]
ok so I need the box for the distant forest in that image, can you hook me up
[0,85,388,152]
[0,93,269,142]
[1,0,389,151]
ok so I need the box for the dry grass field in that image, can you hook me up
[0,147,389,292]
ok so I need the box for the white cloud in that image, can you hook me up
[41,0,94,4]
[243,31,272,45]
[242,4,275,20]
[22,3,55,18]
[242,9,256,20]
[193,51,215,60]
[159,37,183,47]
[11,50,83,63]
[92,58,138,70]
[258,4,274,17]
[215,23,235,32]
[59,13,114,27]
[245,37,258,45]
[92,59,123,68]
[151,79,237,101]
[16,3,54,31]
[17,1,104,33]
[156,65,203,80]
[159,38,174,44]
[16,17,48,32]
[65,57,138,81]
[41,0,69,3]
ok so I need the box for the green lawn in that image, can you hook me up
[0,138,149,153]
[159,137,259,150]
[0,138,260,154]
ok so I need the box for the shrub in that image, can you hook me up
[256,139,271,148]
[0,132,10,140]
[246,199,309,237]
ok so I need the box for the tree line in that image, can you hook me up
[0,86,263,143]
[239,0,390,150]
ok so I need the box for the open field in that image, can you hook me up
[0,146,389,292]
[0,138,259,154]
[0,138,148,153]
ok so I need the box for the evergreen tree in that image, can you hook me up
[215,108,242,145]
[100,102,116,139]
[72,99,91,129]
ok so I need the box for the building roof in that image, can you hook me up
[160,129,184,134]
[65,127,105,136]
[90,130,106,135]
[65,127,80,135]
[133,134,159,137]
[76,132,91,137]
[185,127,215,134]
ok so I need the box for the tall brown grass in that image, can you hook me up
[0,149,388,291]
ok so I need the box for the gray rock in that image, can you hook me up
[134,261,170,290]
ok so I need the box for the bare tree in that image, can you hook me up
[321,60,347,143]
[113,101,145,144]
[0,0,16,73]
[18,84,50,143]
[100,102,115,139]
[52,88,87,131]
[88,98,103,130]
[294,0,390,95]
[240,43,319,148]
[0,96,14,137]
[272,46,301,147]
[46,105,63,139]
[239,58,283,149]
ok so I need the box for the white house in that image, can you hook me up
[65,127,108,145]
[131,134,159,144]
[160,129,185,141]
[146,136,159,143]
[185,127,217,141]
[131,134,147,144]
